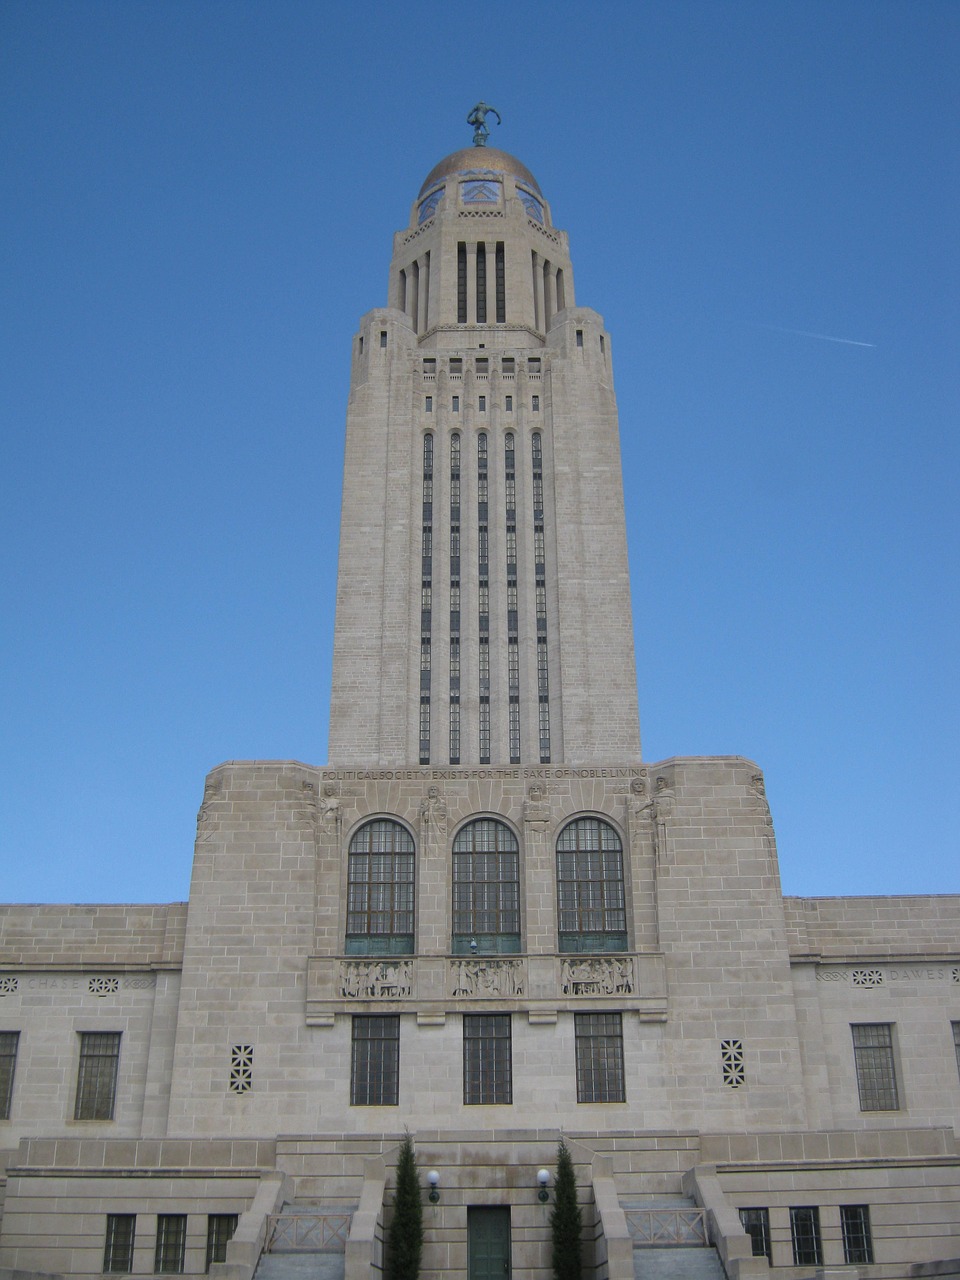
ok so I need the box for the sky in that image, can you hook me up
[2,0,957,905]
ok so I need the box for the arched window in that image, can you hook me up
[556,818,626,953]
[346,820,415,955]
[452,819,520,954]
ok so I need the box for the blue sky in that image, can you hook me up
[2,0,957,904]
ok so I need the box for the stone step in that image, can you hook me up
[254,1254,345,1280]
[633,1246,727,1280]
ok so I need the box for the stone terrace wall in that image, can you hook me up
[0,904,186,968]
[783,895,960,958]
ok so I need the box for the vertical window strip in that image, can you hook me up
[532,432,550,761]
[840,1205,874,1265]
[495,242,506,323]
[457,243,467,324]
[420,433,433,765]
[738,1209,771,1262]
[476,243,487,323]
[478,432,490,763]
[449,432,461,764]
[0,1031,19,1119]
[789,1207,822,1267]
[206,1216,239,1272]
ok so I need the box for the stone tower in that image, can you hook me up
[328,139,642,768]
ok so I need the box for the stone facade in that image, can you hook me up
[1,135,958,1280]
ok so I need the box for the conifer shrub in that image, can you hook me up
[550,1137,582,1280]
[388,1132,423,1280]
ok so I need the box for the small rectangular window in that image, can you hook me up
[576,329,583,347]
[463,1015,512,1105]
[738,1208,771,1262]
[0,1031,19,1119]
[379,330,387,348]
[476,358,489,375]
[425,396,433,413]
[600,335,606,355]
[155,1215,187,1274]
[575,1012,624,1103]
[953,1020,960,1081]
[450,357,463,376]
[423,357,436,374]
[351,1015,400,1106]
[206,1215,239,1271]
[75,1031,121,1120]
[452,395,460,412]
[505,395,513,412]
[532,395,540,412]
[852,1023,900,1110]
[841,1204,874,1265]
[104,1214,136,1273]
[789,1207,822,1266]
[502,357,515,375]
[479,396,486,412]
[528,358,541,374]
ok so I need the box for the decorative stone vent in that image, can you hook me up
[88,977,120,996]
[229,1044,253,1093]
[721,1038,745,1088]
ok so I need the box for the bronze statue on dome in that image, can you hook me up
[467,101,501,147]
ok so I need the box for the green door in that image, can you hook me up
[468,1207,511,1280]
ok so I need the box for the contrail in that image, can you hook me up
[758,322,876,348]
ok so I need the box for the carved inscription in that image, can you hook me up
[560,956,634,996]
[339,960,413,1000]
[817,964,956,985]
[451,959,525,998]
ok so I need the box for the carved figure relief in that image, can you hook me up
[748,772,772,823]
[523,782,551,826]
[418,786,447,835]
[653,775,676,820]
[560,956,634,996]
[319,782,343,833]
[196,776,223,841]
[339,960,413,1000]
[629,773,655,821]
[451,958,525,998]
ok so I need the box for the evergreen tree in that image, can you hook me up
[388,1132,423,1280]
[550,1137,582,1280]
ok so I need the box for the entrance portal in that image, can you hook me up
[468,1206,511,1280]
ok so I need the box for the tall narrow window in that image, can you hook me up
[155,1215,187,1274]
[449,431,461,764]
[206,1215,238,1272]
[841,1205,874,1264]
[453,819,520,953]
[351,1015,399,1106]
[495,242,506,323]
[954,1020,960,1081]
[104,1215,136,1274]
[346,821,415,954]
[557,819,626,952]
[789,1207,822,1266]
[0,1031,19,1119]
[457,243,467,324]
[575,1013,624,1103]
[464,1014,512,1104]
[532,431,549,761]
[420,433,433,764]
[738,1209,771,1262]
[478,432,490,763]
[75,1031,121,1120]
[476,243,487,323]
[852,1023,900,1110]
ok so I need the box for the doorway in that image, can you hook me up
[468,1206,511,1280]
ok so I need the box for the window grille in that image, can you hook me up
[557,819,627,952]
[75,1031,121,1120]
[841,1205,874,1264]
[738,1208,771,1261]
[575,1013,625,1103]
[205,1215,238,1271]
[495,243,505,323]
[476,243,487,323]
[953,1021,960,1081]
[154,1215,187,1274]
[453,820,520,953]
[104,1214,136,1273]
[852,1023,900,1110]
[88,977,120,995]
[345,821,415,954]
[457,244,467,323]
[228,1044,253,1094]
[721,1039,745,1088]
[464,1014,512,1104]
[0,1031,19,1119]
[350,1015,399,1106]
[789,1207,822,1266]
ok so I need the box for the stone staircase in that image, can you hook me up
[624,1196,727,1280]
[252,1203,354,1280]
